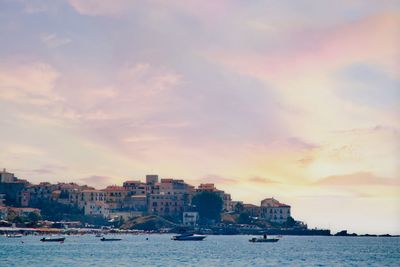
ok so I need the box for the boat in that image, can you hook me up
[100,237,122,241]
[6,234,23,238]
[171,233,207,241]
[40,237,66,242]
[95,233,103,238]
[249,236,279,243]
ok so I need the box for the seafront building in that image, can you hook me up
[260,198,291,224]
[183,211,199,226]
[0,168,292,225]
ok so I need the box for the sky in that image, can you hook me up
[0,0,399,234]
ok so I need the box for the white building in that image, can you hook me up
[260,198,291,224]
[0,169,14,183]
[78,190,106,209]
[183,211,199,227]
[84,201,109,217]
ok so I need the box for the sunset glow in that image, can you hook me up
[0,0,399,234]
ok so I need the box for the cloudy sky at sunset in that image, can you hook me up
[0,0,399,234]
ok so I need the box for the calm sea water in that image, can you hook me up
[0,235,399,266]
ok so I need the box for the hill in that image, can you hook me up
[120,215,177,231]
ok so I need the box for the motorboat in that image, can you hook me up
[249,236,279,243]
[171,233,207,241]
[40,237,66,242]
[100,237,122,241]
[95,233,103,238]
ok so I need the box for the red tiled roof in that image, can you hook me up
[82,189,103,193]
[261,198,290,208]
[123,180,143,184]
[102,186,127,192]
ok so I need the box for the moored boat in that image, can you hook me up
[249,236,279,243]
[6,234,23,238]
[100,237,122,241]
[172,233,207,241]
[40,237,65,242]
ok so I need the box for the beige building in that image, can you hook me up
[260,198,291,224]
[242,204,260,217]
[101,186,129,211]
[145,174,159,184]
[84,201,109,217]
[148,193,182,217]
[123,180,147,195]
[123,195,147,212]
[78,190,106,209]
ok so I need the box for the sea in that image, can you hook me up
[0,234,399,266]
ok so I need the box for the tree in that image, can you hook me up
[234,202,244,214]
[237,212,251,224]
[191,192,223,224]
[285,216,296,227]
[6,209,17,222]
[27,212,41,224]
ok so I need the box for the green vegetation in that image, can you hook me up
[5,211,42,227]
[32,200,108,226]
[121,215,176,231]
[27,212,41,224]
[191,192,223,224]
[285,216,296,227]
[234,202,244,213]
[237,212,251,224]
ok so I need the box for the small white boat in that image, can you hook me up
[172,233,207,241]
[6,234,23,238]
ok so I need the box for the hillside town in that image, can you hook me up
[0,168,323,235]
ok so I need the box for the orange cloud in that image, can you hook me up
[316,172,399,186]
[248,176,279,184]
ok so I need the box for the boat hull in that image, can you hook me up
[40,237,65,242]
[172,235,206,241]
[249,238,279,243]
[100,238,122,241]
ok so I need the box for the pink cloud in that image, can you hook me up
[0,61,60,105]
[213,12,400,79]
[68,0,132,17]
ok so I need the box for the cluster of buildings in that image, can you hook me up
[239,198,291,224]
[0,168,292,226]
